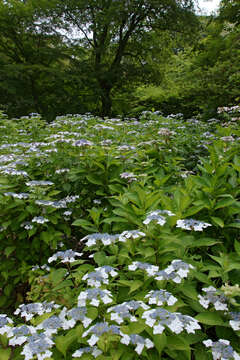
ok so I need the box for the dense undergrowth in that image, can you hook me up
[0,108,240,359]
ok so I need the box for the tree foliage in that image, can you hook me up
[0,0,239,119]
[0,0,198,117]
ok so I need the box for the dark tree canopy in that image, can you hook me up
[34,0,198,116]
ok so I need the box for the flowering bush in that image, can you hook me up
[0,111,240,359]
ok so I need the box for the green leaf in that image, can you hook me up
[87,307,98,320]
[72,218,97,231]
[210,216,224,228]
[128,321,146,334]
[234,240,240,256]
[227,223,240,229]
[179,284,199,300]
[167,335,191,350]
[153,333,167,355]
[187,237,219,248]
[102,216,127,224]
[55,326,83,357]
[86,174,103,185]
[195,312,226,326]
[94,252,116,266]
[49,268,67,286]
[0,348,11,360]
[184,205,206,217]
[72,219,93,227]
[4,246,16,257]
[129,280,143,294]
[214,198,235,209]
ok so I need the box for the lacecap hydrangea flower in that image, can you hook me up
[120,333,154,355]
[107,300,149,324]
[20,332,54,360]
[198,286,228,311]
[128,261,159,276]
[0,314,13,335]
[154,260,194,283]
[72,346,102,358]
[176,218,212,231]
[78,288,113,307]
[14,302,60,321]
[203,339,240,360]
[48,249,83,263]
[145,289,178,306]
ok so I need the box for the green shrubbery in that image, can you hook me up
[0,110,240,359]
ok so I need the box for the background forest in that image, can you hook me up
[1,1,240,360]
[0,0,239,121]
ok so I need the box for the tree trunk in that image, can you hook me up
[100,83,112,117]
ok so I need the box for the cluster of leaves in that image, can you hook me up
[0,109,240,359]
[134,0,240,118]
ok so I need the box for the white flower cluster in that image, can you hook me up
[36,315,63,336]
[21,332,54,360]
[60,306,92,329]
[198,286,228,311]
[220,136,235,142]
[229,312,240,331]
[142,308,200,334]
[145,289,178,306]
[55,168,70,174]
[7,325,35,346]
[1,169,28,177]
[176,218,212,231]
[120,333,154,355]
[26,180,54,187]
[4,192,29,199]
[128,261,159,276]
[78,288,113,307]
[48,249,83,263]
[35,200,67,208]
[14,302,60,321]
[120,172,137,182]
[81,232,120,247]
[203,339,240,360]
[36,196,79,209]
[73,346,102,358]
[72,139,93,147]
[32,264,50,272]
[21,222,34,230]
[32,216,49,224]
[107,300,149,324]
[119,230,145,242]
[155,260,194,283]
[82,230,146,247]
[217,105,240,114]
[143,209,175,226]
[83,322,122,346]
[0,314,13,335]
[158,128,176,136]
[82,266,118,287]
